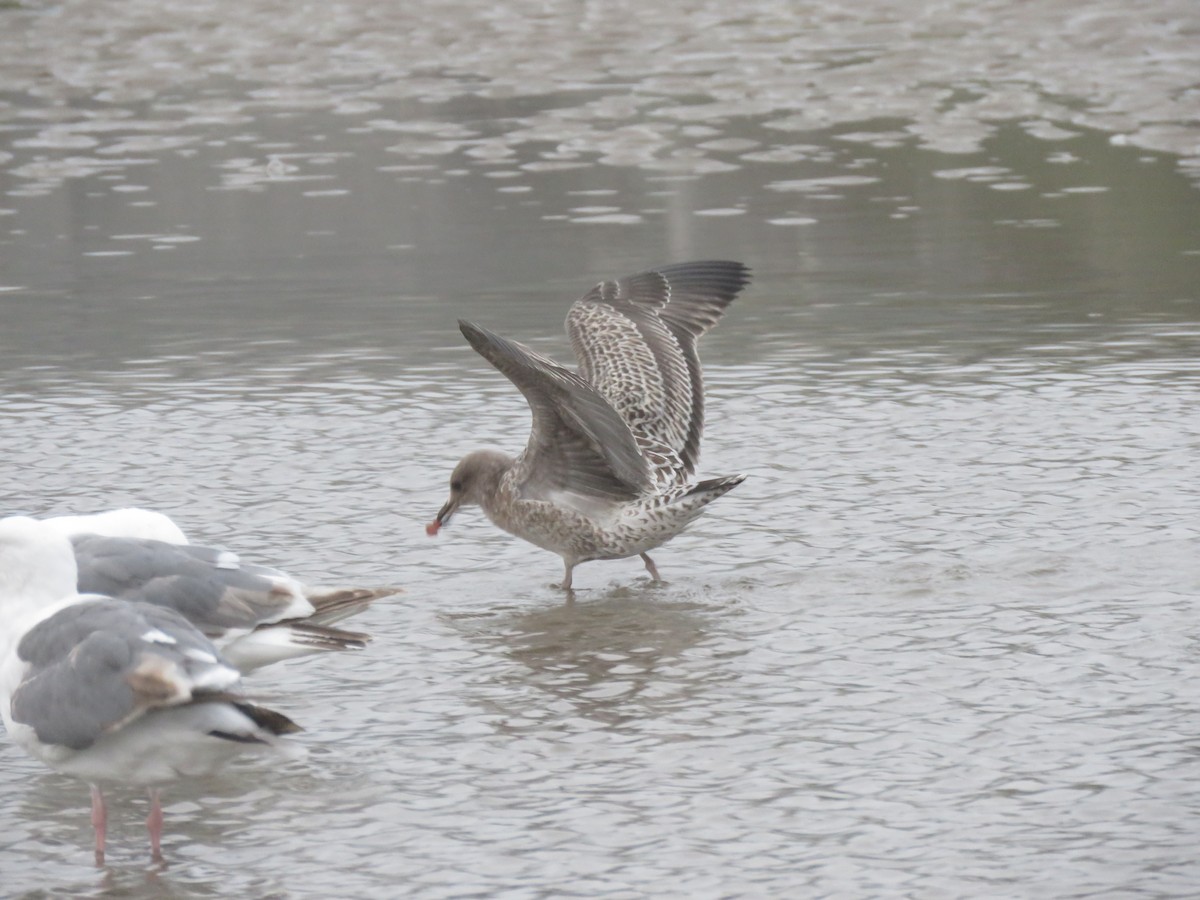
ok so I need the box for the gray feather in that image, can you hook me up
[72,534,298,634]
[459,320,654,498]
[11,600,235,751]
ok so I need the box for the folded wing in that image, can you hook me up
[10,599,245,751]
[71,534,392,671]
[72,534,312,633]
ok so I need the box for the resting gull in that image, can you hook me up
[0,516,301,864]
[40,507,189,544]
[36,509,402,672]
[428,260,750,589]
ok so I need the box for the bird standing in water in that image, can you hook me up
[0,516,301,865]
[428,260,750,591]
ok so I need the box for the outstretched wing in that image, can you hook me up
[459,320,653,502]
[566,260,750,476]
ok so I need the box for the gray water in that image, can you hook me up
[2,1,1200,897]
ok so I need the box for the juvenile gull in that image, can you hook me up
[0,516,301,864]
[428,260,750,589]
[41,509,402,672]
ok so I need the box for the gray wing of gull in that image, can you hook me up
[459,320,654,500]
[10,599,236,751]
[71,534,301,636]
[566,260,751,476]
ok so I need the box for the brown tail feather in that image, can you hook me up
[686,473,746,500]
[305,586,403,625]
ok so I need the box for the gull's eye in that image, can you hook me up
[451,480,463,492]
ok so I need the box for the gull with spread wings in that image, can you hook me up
[428,261,750,590]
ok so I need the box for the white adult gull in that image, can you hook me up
[0,516,301,864]
[427,260,750,589]
[40,507,189,544]
[39,508,402,672]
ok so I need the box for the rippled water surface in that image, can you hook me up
[2,1,1200,897]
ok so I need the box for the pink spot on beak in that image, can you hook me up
[425,521,441,537]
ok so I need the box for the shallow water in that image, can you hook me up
[2,1,1200,897]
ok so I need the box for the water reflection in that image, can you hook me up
[453,591,730,727]
[6,764,305,894]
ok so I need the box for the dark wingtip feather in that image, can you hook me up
[657,260,752,304]
[306,586,402,625]
[459,319,484,344]
[279,622,371,652]
[460,320,521,365]
[232,701,304,736]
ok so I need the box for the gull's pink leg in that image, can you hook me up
[90,784,107,865]
[640,553,662,582]
[146,788,164,863]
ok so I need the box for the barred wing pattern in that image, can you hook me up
[566,261,751,479]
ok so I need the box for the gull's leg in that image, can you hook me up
[640,553,662,583]
[90,784,107,866]
[146,788,165,863]
[560,561,574,591]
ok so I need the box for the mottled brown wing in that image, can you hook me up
[459,320,654,501]
[566,260,751,476]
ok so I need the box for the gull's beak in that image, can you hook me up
[426,496,459,536]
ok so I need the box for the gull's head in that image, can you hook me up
[427,449,513,535]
